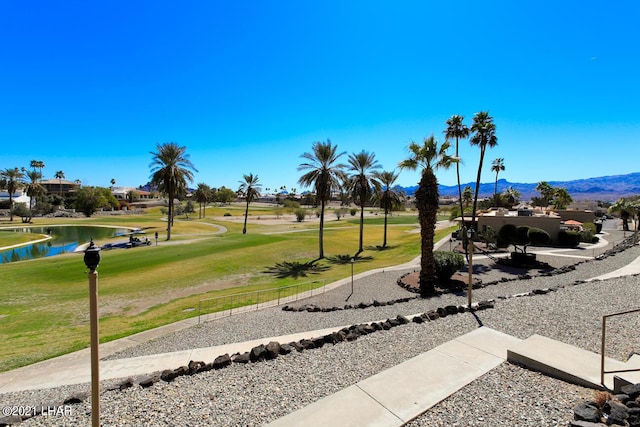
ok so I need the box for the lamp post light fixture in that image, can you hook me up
[83,239,101,427]
[467,228,473,309]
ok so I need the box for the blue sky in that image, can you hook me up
[1,1,638,193]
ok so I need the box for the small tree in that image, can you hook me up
[434,251,465,282]
[294,208,306,222]
[184,200,195,218]
[11,203,32,223]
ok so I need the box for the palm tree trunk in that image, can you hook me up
[416,169,438,297]
[494,173,499,206]
[243,199,250,234]
[471,146,486,236]
[455,137,467,258]
[382,207,388,248]
[8,193,13,221]
[318,199,326,259]
[167,197,173,240]
[358,204,364,254]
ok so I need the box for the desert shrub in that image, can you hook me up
[579,228,599,243]
[283,199,300,210]
[516,226,530,246]
[334,208,347,220]
[478,226,497,248]
[558,230,581,247]
[350,208,357,216]
[223,212,232,216]
[528,227,551,246]
[498,224,517,247]
[11,204,32,223]
[434,251,465,281]
[294,208,306,222]
[583,222,597,234]
[315,210,321,218]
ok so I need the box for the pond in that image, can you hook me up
[0,226,131,264]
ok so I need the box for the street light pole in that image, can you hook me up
[467,228,473,309]
[84,240,101,427]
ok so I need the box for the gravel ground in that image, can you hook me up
[2,229,639,426]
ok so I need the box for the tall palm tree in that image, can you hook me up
[553,187,573,210]
[462,185,473,208]
[24,170,44,211]
[54,170,65,197]
[298,140,347,259]
[491,158,505,206]
[194,182,212,219]
[398,135,456,296]
[30,160,45,178]
[502,186,520,207]
[535,181,555,207]
[149,142,197,240]
[347,150,381,254]
[444,115,470,241]
[238,173,262,234]
[469,111,498,234]
[0,167,26,221]
[372,170,404,248]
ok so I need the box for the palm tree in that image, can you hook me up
[610,198,633,232]
[238,174,262,234]
[462,185,473,208]
[24,170,44,211]
[444,115,470,239]
[110,178,116,190]
[298,140,347,259]
[347,150,381,254]
[502,186,520,207]
[54,170,65,197]
[373,170,404,248]
[491,158,505,206]
[553,187,573,209]
[469,111,498,234]
[30,160,45,178]
[193,183,212,219]
[535,181,555,207]
[149,142,197,240]
[398,135,456,296]
[0,167,26,221]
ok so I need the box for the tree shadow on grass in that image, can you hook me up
[326,254,374,265]
[365,245,397,251]
[263,260,331,279]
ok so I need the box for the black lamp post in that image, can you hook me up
[84,239,101,427]
[467,228,473,309]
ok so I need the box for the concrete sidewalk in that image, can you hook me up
[266,327,521,427]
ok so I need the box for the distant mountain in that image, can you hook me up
[400,172,640,202]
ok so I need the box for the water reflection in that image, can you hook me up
[0,226,130,264]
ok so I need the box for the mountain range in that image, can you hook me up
[401,172,640,202]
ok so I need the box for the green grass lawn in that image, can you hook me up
[0,206,455,371]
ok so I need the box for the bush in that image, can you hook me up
[434,251,465,281]
[283,199,300,210]
[498,224,517,247]
[350,208,357,216]
[558,230,581,247]
[528,227,551,246]
[223,212,232,216]
[294,208,306,222]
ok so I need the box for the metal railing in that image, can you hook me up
[197,280,326,323]
[600,308,640,386]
